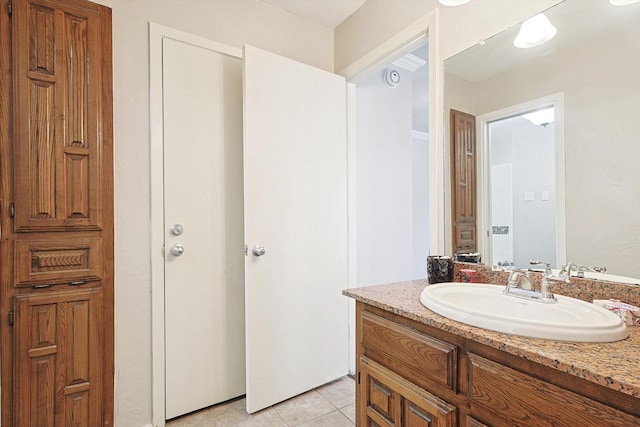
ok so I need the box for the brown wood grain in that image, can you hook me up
[450,109,477,254]
[1,0,113,425]
[361,356,457,427]
[362,311,457,391]
[356,303,640,427]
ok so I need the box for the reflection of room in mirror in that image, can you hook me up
[444,0,640,279]
[488,111,556,269]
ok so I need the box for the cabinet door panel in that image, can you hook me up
[361,356,401,425]
[13,0,106,231]
[14,288,103,427]
[360,356,457,427]
[405,400,434,427]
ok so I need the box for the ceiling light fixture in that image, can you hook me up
[522,107,555,127]
[609,0,640,5]
[513,14,557,49]
[438,0,472,6]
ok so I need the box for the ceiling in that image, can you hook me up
[259,0,367,29]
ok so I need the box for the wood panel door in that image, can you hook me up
[11,0,111,232]
[14,288,104,427]
[0,0,113,425]
[450,109,477,254]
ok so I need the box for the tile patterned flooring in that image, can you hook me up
[167,376,355,427]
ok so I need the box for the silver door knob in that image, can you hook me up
[171,224,184,236]
[252,245,266,256]
[170,244,184,257]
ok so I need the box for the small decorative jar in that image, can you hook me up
[459,269,478,283]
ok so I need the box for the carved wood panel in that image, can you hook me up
[15,237,102,286]
[14,288,103,427]
[2,1,114,425]
[450,109,477,254]
[13,0,104,231]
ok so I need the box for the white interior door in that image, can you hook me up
[163,37,245,419]
[243,45,349,413]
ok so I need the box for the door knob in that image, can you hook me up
[170,224,184,236]
[170,244,184,257]
[252,245,266,256]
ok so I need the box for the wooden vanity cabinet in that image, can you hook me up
[0,0,113,425]
[355,303,640,427]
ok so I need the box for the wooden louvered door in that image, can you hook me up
[0,0,113,425]
[450,109,477,254]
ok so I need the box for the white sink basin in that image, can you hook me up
[420,282,628,342]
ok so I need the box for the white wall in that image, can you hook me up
[356,58,430,286]
[91,1,333,425]
[356,68,414,285]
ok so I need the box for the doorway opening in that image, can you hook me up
[353,40,430,286]
[477,94,566,269]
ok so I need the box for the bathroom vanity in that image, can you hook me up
[344,280,640,426]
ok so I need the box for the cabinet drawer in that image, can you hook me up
[361,311,457,391]
[468,353,639,426]
[15,237,103,287]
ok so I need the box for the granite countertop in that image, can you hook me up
[343,279,640,399]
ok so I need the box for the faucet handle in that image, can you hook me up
[529,259,552,275]
[577,265,607,278]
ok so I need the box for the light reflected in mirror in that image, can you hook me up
[444,0,640,281]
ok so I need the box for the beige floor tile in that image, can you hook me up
[315,376,355,409]
[273,391,335,426]
[296,410,354,427]
[167,376,356,427]
[202,407,287,427]
[167,398,286,427]
[338,403,356,424]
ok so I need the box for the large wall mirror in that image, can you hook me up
[444,0,640,280]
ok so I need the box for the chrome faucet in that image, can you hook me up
[503,260,569,303]
[502,267,547,301]
[506,269,534,291]
[534,260,577,303]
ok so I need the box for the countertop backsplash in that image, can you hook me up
[452,262,640,306]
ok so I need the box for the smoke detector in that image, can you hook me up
[384,69,401,88]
